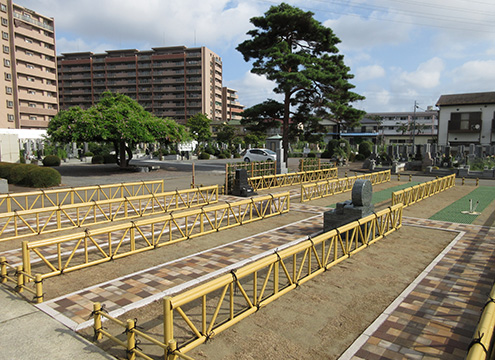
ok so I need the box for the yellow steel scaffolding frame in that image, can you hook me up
[248,168,338,191]
[391,174,456,207]
[21,192,290,282]
[300,170,391,202]
[0,180,164,213]
[0,185,219,242]
[92,203,403,359]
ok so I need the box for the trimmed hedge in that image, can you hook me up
[198,152,210,160]
[42,155,61,167]
[0,162,61,188]
[92,155,105,164]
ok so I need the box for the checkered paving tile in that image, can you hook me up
[341,217,495,360]
[36,210,325,330]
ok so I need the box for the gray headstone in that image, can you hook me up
[351,179,372,207]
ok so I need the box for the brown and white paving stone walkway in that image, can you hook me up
[339,217,495,360]
[36,203,325,331]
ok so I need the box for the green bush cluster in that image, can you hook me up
[0,162,61,188]
[42,155,61,167]
[198,152,211,160]
[92,155,104,164]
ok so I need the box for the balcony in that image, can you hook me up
[13,12,54,31]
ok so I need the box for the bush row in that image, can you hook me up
[0,162,61,188]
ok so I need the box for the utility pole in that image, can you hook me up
[412,100,417,157]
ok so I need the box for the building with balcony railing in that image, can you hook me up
[0,1,58,129]
[57,46,234,124]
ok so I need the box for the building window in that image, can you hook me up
[7,114,13,122]
[4,72,10,80]
[27,89,35,95]
[1,31,7,40]
[1,17,6,26]
[6,100,13,108]
[24,38,32,44]
[0,4,6,12]
[3,58,9,67]
[449,112,482,133]
[2,45,8,54]
[26,51,33,56]
[28,103,36,108]
[26,64,34,69]
[27,76,35,82]
[29,116,37,121]
[5,86,11,94]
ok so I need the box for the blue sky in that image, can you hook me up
[16,0,495,113]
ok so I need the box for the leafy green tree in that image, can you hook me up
[187,113,212,144]
[47,92,187,168]
[241,99,282,134]
[216,123,236,147]
[237,3,365,162]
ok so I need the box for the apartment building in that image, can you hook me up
[0,1,58,129]
[222,87,244,122]
[57,46,229,124]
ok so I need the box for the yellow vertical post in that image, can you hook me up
[126,319,136,360]
[318,158,321,170]
[301,159,304,172]
[409,174,412,182]
[274,259,279,294]
[462,177,465,185]
[6,197,11,213]
[0,256,6,283]
[397,173,401,181]
[163,296,173,350]
[476,178,479,186]
[251,162,254,177]
[192,162,195,187]
[35,274,43,303]
[16,266,23,293]
[21,241,31,277]
[93,302,103,341]
[229,282,234,320]
[167,339,178,360]
[202,295,206,335]
[253,272,258,307]
[130,227,135,252]
[345,171,348,178]
[225,163,228,195]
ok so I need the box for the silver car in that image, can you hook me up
[241,148,277,162]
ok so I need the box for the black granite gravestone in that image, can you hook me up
[232,169,256,197]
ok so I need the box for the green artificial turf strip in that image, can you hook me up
[429,186,495,224]
[326,181,422,208]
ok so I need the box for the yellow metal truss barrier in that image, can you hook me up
[0,256,43,303]
[91,203,402,359]
[0,180,164,213]
[248,167,338,191]
[21,192,290,282]
[466,283,495,360]
[300,170,391,202]
[391,174,456,208]
[0,185,219,243]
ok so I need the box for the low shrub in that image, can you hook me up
[91,155,104,164]
[103,154,117,164]
[42,155,61,167]
[83,151,94,157]
[217,153,227,159]
[198,152,210,160]
[307,152,317,158]
[355,154,366,161]
[10,164,39,186]
[26,167,61,188]
[0,162,20,180]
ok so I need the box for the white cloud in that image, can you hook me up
[396,57,444,90]
[226,72,281,108]
[355,65,385,82]
[324,12,412,51]
[450,60,495,92]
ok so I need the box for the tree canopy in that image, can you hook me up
[186,113,212,144]
[237,3,365,161]
[47,92,188,167]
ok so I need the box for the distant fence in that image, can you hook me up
[20,192,290,283]
[391,174,456,207]
[0,180,164,212]
[91,203,403,358]
[298,158,335,172]
[301,170,391,202]
[225,161,276,195]
[0,185,219,242]
[248,168,338,192]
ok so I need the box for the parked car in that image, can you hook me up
[241,148,277,162]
